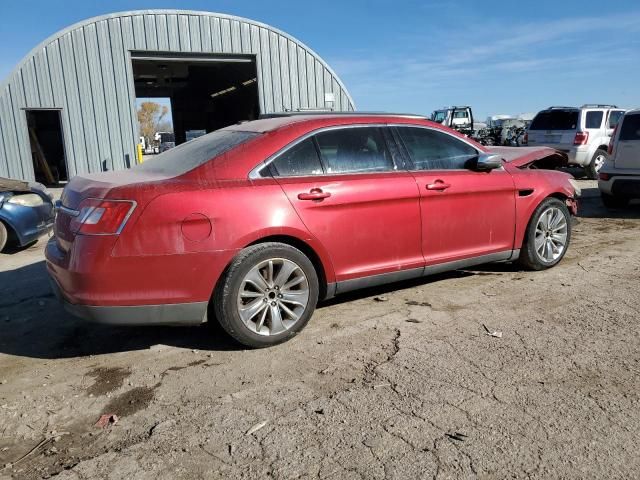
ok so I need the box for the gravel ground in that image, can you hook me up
[1,180,639,479]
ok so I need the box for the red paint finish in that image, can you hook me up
[276,171,423,281]
[46,114,578,312]
[411,169,516,264]
[181,213,212,242]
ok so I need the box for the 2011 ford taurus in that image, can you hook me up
[46,114,578,347]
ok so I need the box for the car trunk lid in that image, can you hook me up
[54,169,176,251]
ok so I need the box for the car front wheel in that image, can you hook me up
[519,198,571,271]
[213,242,319,348]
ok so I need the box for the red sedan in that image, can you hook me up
[46,114,578,347]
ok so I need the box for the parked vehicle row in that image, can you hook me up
[526,104,625,179]
[45,113,578,348]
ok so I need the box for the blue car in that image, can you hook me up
[0,178,55,252]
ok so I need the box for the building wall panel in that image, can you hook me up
[0,10,354,181]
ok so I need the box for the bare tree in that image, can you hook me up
[137,102,172,142]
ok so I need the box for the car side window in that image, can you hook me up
[269,138,324,177]
[397,127,478,170]
[608,111,624,129]
[585,111,603,129]
[314,127,394,174]
[619,115,640,141]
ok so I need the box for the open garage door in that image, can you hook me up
[132,52,260,146]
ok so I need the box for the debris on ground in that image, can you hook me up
[482,324,503,338]
[373,296,389,302]
[95,413,119,428]
[406,318,422,323]
[406,300,431,307]
[446,432,468,442]
[8,432,69,467]
[373,383,391,389]
[246,420,268,435]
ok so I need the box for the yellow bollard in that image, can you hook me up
[137,143,143,163]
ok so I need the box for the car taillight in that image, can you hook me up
[70,199,136,235]
[599,172,610,181]
[608,125,618,155]
[522,132,528,145]
[574,131,589,145]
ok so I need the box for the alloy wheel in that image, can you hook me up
[594,154,606,173]
[237,258,309,336]
[534,207,568,262]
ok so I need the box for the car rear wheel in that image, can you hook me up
[0,222,8,252]
[585,149,607,180]
[601,193,629,209]
[213,242,319,348]
[519,198,571,271]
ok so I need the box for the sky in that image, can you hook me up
[1,0,639,120]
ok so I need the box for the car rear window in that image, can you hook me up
[270,138,324,177]
[529,110,579,130]
[585,111,603,129]
[619,114,640,141]
[135,130,260,175]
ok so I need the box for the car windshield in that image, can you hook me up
[529,110,579,130]
[432,111,446,123]
[136,130,260,176]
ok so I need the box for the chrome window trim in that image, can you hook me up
[390,124,505,172]
[248,123,402,180]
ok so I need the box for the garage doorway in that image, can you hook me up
[131,52,260,146]
[25,109,68,185]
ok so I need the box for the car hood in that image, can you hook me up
[486,146,568,169]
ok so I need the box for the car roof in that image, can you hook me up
[225,113,430,133]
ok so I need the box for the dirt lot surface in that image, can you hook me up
[1,180,639,479]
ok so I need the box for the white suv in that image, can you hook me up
[526,105,625,179]
[598,109,640,208]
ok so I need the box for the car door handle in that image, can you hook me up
[298,188,331,201]
[426,181,451,191]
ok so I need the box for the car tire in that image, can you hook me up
[585,149,608,180]
[601,193,629,209]
[0,221,7,252]
[213,242,319,348]
[518,197,571,271]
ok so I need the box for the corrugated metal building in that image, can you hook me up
[0,10,354,183]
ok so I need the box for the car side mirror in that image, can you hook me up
[473,153,503,171]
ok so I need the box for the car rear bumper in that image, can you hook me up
[562,147,590,166]
[599,175,640,197]
[44,235,232,326]
[48,273,208,326]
